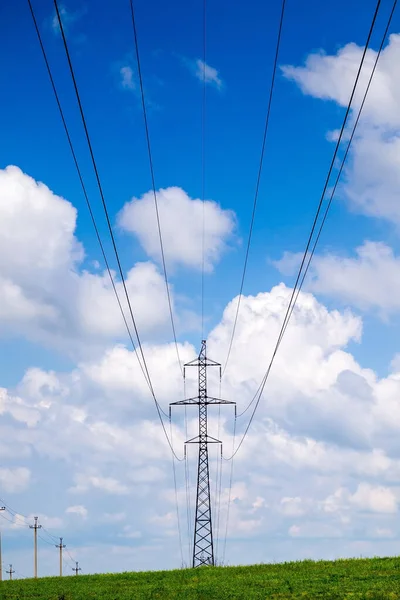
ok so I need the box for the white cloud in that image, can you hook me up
[66,505,88,518]
[104,512,126,523]
[2,190,400,571]
[118,186,235,271]
[119,525,142,539]
[120,66,136,90]
[280,496,305,517]
[0,166,192,354]
[274,242,400,316]
[282,35,400,128]
[282,34,400,226]
[350,483,398,514]
[194,59,223,89]
[70,475,129,495]
[0,467,30,493]
[52,4,85,35]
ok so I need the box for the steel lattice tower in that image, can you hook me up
[170,340,235,567]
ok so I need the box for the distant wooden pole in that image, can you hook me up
[55,538,66,576]
[6,564,15,581]
[29,517,42,578]
[0,507,5,582]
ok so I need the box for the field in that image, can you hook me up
[2,556,400,599]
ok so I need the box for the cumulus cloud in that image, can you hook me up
[0,167,193,354]
[282,34,400,226]
[70,475,129,495]
[120,66,136,91]
[51,4,86,35]
[3,164,400,572]
[3,281,400,572]
[274,242,400,316]
[0,467,30,493]
[194,59,223,89]
[66,505,88,518]
[282,35,400,127]
[350,482,397,514]
[118,186,235,271]
[181,57,223,89]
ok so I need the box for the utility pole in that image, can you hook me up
[72,561,81,576]
[29,516,42,578]
[0,506,5,582]
[6,565,14,581]
[55,537,66,577]
[170,340,235,567]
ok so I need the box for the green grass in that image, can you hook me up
[2,556,400,599]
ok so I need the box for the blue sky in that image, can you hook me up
[2,0,398,377]
[2,0,400,578]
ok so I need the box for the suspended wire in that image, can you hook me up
[215,447,223,563]
[201,0,207,339]
[222,416,236,564]
[223,0,386,459]
[212,406,221,535]
[40,526,60,543]
[0,511,19,527]
[221,0,287,377]
[38,533,55,547]
[52,0,152,392]
[236,373,264,418]
[32,0,182,458]
[0,500,81,571]
[65,547,78,568]
[183,377,193,564]
[128,0,183,377]
[213,376,222,560]
[63,557,72,574]
[27,0,152,393]
[184,447,192,565]
[234,0,394,424]
[169,417,184,565]
[0,498,29,521]
[279,0,398,344]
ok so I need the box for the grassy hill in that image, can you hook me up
[1,556,400,599]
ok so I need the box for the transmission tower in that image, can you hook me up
[170,340,235,567]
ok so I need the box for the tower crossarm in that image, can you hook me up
[170,396,234,407]
[185,434,222,444]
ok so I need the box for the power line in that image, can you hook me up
[128,0,183,377]
[214,377,223,561]
[183,385,193,563]
[29,0,182,458]
[201,0,207,339]
[234,0,396,425]
[40,525,60,544]
[52,0,181,444]
[279,0,398,344]
[52,0,153,392]
[0,501,81,573]
[221,0,287,377]
[224,0,385,460]
[27,0,152,394]
[222,416,236,563]
[169,417,184,565]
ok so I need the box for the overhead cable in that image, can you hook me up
[128,0,184,377]
[224,0,387,459]
[222,0,287,376]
